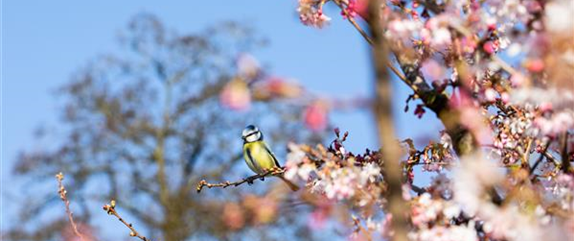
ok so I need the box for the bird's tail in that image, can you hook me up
[278,176,300,191]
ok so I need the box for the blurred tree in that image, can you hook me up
[6,14,325,241]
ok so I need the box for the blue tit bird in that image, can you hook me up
[242,125,300,191]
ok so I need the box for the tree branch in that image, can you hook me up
[333,0,419,93]
[530,141,551,181]
[185,152,244,194]
[333,1,474,156]
[154,80,173,208]
[56,172,87,241]
[103,200,154,241]
[196,167,282,193]
[560,132,571,174]
[366,1,409,241]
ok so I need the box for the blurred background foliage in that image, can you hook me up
[6,14,332,241]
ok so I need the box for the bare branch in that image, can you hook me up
[103,200,154,241]
[56,172,87,241]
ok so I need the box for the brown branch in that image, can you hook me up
[334,0,374,46]
[542,151,560,166]
[419,0,517,76]
[560,132,571,174]
[410,184,426,195]
[103,200,153,241]
[334,0,431,94]
[492,56,518,76]
[154,75,176,209]
[185,152,244,194]
[119,202,162,228]
[530,141,551,181]
[418,0,445,14]
[337,0,502,212]
[448,22,518,76]
[521,138,533,169]
[196,167,282,193]
[56,172,87,241]
[352,216,373,241]
[366,1,409,241]
[335,0,476,157]
[333,0,416,92]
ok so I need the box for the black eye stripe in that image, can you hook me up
[243,131,261,140]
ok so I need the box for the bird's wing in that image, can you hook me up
[264,143,281,168]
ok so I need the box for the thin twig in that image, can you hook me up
[103,200,153,241]
[419,0,519,76]
[196,167,282,193]
[449,22,518,75]
[521,138,533,169]
[56,172,86,241]
[337,0,374,46]
[530,141,551,181]
[333,0,414,91]
[492,56,518,76]
[560,132,570,173]
[542,151,560,166]
[352,216,373,241]
[411,184,426,195]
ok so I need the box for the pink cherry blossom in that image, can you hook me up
[483,41,496,54]
[298,0,331,28]
[421,59,445,80]
[483,88,497,102]
[304,101,329,132]
[525,59,545,73]
[510,73,526,87]
[219,78,251,111]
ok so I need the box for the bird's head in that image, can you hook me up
[242,125,262,143]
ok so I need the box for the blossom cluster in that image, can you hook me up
[403,131,456,175]
[283,129,393,238]
[285,130,384,202]
[297,0,331,28]
[283,129,573,240]
[289,1,574,239]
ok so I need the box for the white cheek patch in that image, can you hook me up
[245,132,261,142]
[242,128,254,137]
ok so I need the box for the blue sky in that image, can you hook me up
[1,0,442,236]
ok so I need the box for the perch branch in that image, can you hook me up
[103,200,153,241]
[56,172,86,241]
[196,167,283,193]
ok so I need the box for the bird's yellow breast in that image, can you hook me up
[243,141,278,174]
